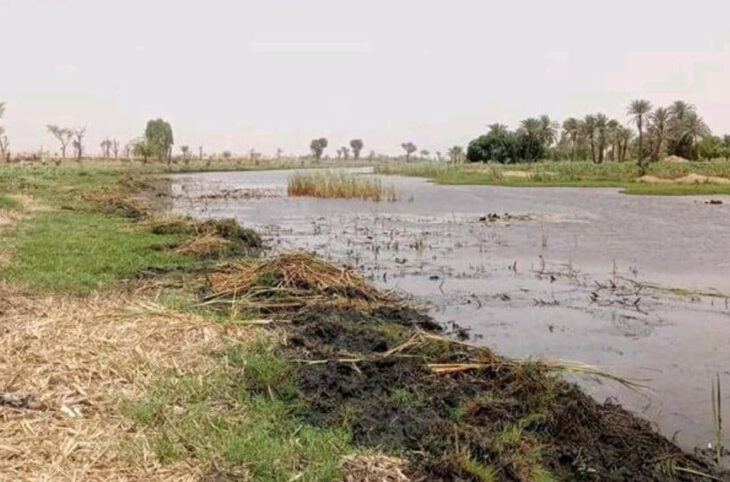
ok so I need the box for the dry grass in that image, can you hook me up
[0,283,252,481]
[202,252,397,313]
[287,171,397,201]
[172,233,230,256]
[342,453,411,481]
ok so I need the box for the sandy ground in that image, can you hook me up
[637,173,730,184]
[0,283,252,481]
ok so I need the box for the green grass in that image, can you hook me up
[375,160,730,195]
[1,210,193,293]
[0,193,22,210]
[129,337,355,481]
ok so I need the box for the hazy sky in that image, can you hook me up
[2,0,730,156]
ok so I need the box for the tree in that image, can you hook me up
[349,139,364,160]
[606,119,620,161]
[682,111,710,160]
[537,115,559,148]
[340,146,350,160]
[0,126,8,160]
[111,139,120,160]
[562,117,580,161]
[448,145,464,163]
[467,126,516,163]
[628,99,652,171]
[401,142,417,161]
[310,138,328,161]
[516,118,545,162]
[180,145,190,163]
[723,135,730,161]
[648,107,670,161]
[420,149,430,158]
[100,138,112,158]
[594,114,608,164]
[222,150,232,160]
[72,127,86,161]
[47,125,73,158]
[133,138,155,163]
[0,104,8,160]
[583,115,597,163]
[144,119,174,164]
[698,135,723,160]
[276,148,283,160]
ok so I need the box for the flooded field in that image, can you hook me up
[170,167,730,453]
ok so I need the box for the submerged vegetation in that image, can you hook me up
[287,170,397,201]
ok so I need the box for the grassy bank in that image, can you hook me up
[0,162,723,480]
[375,160,730,195]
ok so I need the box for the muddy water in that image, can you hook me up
[170,168,730,452]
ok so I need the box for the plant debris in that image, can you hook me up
[202,253,400,313]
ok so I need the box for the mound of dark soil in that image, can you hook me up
[279,306,717,481]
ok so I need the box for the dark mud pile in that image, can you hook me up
[275,306,716,481]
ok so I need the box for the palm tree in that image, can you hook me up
[682,112,710,160]
[628,99,652,166]
[538,115,559,148]
[667,100,697,158]
[562,117,580,161]
[615,127,634,162]
[606,119,620,161]
[583,114,597,163]
[648,107,670,161]
[488,123,508,136]
[594,114,609,163]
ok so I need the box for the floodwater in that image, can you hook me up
[170,167,730,453]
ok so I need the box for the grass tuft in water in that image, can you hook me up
[288,170,397,201]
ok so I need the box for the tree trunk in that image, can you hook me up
[590,136,596,164]
[637,118,643,163]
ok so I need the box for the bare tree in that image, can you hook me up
[199,146,203,161]
[111,139,120,160]
[72,127,86,161]
[100,138,112,158]
[47,125,73,158]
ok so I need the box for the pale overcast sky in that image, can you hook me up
[2,0,730,156]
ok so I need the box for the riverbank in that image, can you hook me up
[0,163,724,480]
[374,160,730,195]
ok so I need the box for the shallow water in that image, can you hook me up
[170,167,730,452]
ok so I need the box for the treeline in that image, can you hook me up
[467,100,730,165]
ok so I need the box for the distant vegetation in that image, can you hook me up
[466,100,726,175]
[2,96,730,169]
[287,171,396,201]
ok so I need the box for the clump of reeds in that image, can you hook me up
[287,171,397,201]
[201,252,396,312]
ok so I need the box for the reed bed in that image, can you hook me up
[202,252,397,312]
[287,171,397,201]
